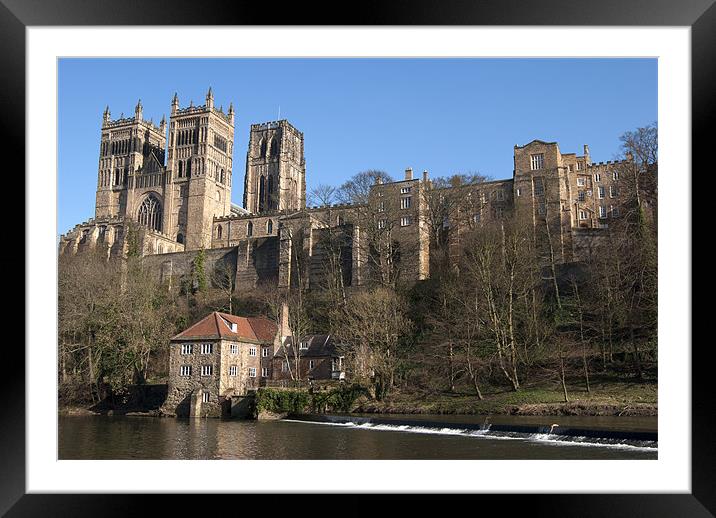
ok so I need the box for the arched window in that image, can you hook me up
[216,190,221,202]
[177,232,184,244]
[258,176,266,212]
[259,138,267,157]
[178,161,183,178]
[269,138,278,157]
[216,225,223,239]
[267,175,274,209]
[247,221,253,237]
[186,160,192,177]
[267,220,273,234]
[137,194,162,232]
[220,169,225,184]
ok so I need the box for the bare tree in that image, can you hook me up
[338,287,413,399]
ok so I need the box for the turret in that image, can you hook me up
[103,105,111,126]
[160,114,166,134]
[135,99,143,122]
[206,86,214,110]
[171,92,179,114]
[228,102,235,124]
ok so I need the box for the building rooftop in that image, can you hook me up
[171,311,276,343]
[276,334,342,358]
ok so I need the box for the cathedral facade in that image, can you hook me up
[59,89,629,290]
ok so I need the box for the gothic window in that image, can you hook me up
[247,221,253,237]
[270,138,278,157]
[98,225,107,243]
[178,161,183,178]
[267,220,273,234]
[259,176,266,212]
[186,160,192,177]
[137,194,162,232]
[267,175,274,209]
[259,138,267,157]
[220,169,225,184]
[217,225,223,239]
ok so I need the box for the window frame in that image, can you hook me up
[530,153,544,171]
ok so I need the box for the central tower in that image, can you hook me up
[243,120,305,214]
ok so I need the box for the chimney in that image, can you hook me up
[375,176,383,185]
[405,167,413,181]
[422,170,429,182]
[280,302,291,340]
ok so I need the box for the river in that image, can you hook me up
[58,414,657,460]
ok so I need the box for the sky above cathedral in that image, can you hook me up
[58,58,657,235]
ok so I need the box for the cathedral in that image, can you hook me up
[59,88,630,290]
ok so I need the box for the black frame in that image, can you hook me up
[4,0,706,514]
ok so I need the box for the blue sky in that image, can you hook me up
[58,58,657,235]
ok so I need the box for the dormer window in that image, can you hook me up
[299,340,309,350]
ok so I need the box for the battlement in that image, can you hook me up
[586,159,630,169]
[250,119,303,136]
[103,116,163,133]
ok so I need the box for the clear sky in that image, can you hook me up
[58,58,657,235]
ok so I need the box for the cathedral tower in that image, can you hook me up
[243,120,305,214]
[95,101,166,222]
[166,88,235,250]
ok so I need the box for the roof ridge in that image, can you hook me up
[213,312,224,336]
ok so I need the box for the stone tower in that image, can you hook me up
[243,120,306,214]
[165,88,235,250]
[95,101,166,222]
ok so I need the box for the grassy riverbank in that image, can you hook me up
[352,376,657,417]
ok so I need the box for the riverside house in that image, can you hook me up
[164,312,279,417]
[164,309,347,417]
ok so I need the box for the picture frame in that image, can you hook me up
[4,0,705,513]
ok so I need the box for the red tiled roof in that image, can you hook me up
[171,312,277,343]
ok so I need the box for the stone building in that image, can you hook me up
[165,307,345,417]
[164,311,280,417]
[272,335,345,382]
[59,89,633,289]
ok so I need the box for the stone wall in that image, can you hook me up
[164,339,222,417]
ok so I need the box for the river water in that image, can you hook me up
[59,414,657,460]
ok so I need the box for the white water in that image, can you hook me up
[283,419,658,452]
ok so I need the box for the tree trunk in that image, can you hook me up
[559,344,569,403]
[630,324,643,379]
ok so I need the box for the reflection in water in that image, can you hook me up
[59,416,657,460]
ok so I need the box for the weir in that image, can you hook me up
[287,414,658,444]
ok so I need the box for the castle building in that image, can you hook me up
[59,89,630,289]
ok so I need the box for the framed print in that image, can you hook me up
[4,0,708,514]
